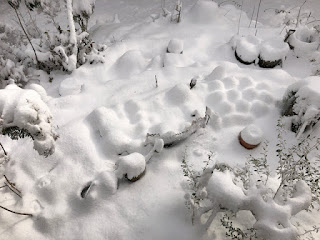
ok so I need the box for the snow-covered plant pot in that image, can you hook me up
[258,39,289,68]
[281,76,320,138]
[239,125,263,149]
[287,26,320,57]
[115,152,146,182]
[167,39,183,54]
[234,35,261,65]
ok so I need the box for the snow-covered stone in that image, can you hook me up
[115,152,146,181]
[167,39,184,54]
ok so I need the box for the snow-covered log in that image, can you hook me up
[145,107,212,147]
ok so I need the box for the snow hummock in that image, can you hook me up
[260,38,289,61]
[115,152,146,180]
[0,84,56,156]
[240,124,263,145]
[236,35,261,63]
[167,39,183,54]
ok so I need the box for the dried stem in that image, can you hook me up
[254,0,262,29]
[0,205,33,217]
[12,7,39,65]
[0,143,7,156]
[296,0,307,28]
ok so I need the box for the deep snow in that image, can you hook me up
[1,0,320,240]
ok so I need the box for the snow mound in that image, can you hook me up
[114,50,148,78]
[116,152,146,180]
[186,0,219,24]
[165,83,194,105]
[205,65,226,81]
[235,35,261,63]
[240,124,263,145]
[59,77,83,96]
[0,84,56,156]
[163,53,194,67]
[260,38,289,61]
[93,171,117,197]
[26,84,48,101]
[167,39,183,54]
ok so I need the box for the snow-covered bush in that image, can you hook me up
[184,123,320,239]
[73,0,96,32]
[281,76,320,137]
[5,0,104,75]
[0,84,57,156]
[29,29,105,73]
[0,58,28,88]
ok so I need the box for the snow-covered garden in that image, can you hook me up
[0,0,320,239]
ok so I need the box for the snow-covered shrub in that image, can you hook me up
[0,58,28,88]
[281,76,320,137]
[73,0,96,32]
[0,23,29,88]
[287,26,320,58]
[29,29,104,73]
[0,84,57,156]
[184,123,320,239]
[6,0,104,75]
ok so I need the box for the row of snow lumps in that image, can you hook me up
[231,34,289,66]
[0,84,57,156]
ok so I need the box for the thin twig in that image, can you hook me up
[0,205,33,217]
[254,0,262,29]
[248,5,256,28]
[4,182,22,198]
[4,175,22,194]
[296,0,307,28]
[0,185,7,189]
[0,143,7,156]
[12,7,39,65]
[237,0,244,35]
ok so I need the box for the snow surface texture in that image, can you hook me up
[0,84,56,156]
[1,0,320,239]
[240,124,263,145]
[282,76,320,138]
